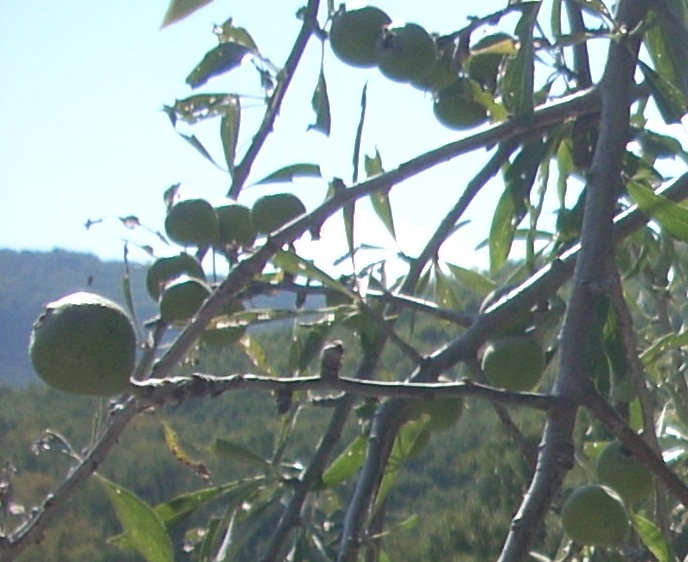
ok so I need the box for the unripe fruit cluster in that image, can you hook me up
[328,5,514,130]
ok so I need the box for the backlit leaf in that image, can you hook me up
[309,69,331,136]
[220,97,241,177]
[502,2,540,116]
[252,163,322,185]
[98,476,174,562]
[160,0,214,28]
[322,435,368,487]
[627,180,688,241]
[186,42,253,89]
[638,60,688,124]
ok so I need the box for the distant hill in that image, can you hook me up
[0,249,153,385]
[0,249,321,386]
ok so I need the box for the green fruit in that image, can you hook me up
[411,44,457,93]
[202,300,247,348]
[216,202,256,247]
[159,276,211,326]
[465,33,515,93]
[29,292,136,396]
[433,79,488,130]
[251,193,306,234]
[164,198,219,247]
[411,397,464,432]
[481,335,545,391]
[146,254,205,300]
[329,5,391,68]
[561,485,629,547]
[597,440,653,504]
[376,23,436,84]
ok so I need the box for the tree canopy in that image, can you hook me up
[4,1,688,561]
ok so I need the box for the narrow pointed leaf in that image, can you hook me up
[167,93,239,125]
[638,60,688,124]
[272,249,357,299]
[178,132,224,170]
[220,97,241,177]
[444,261,497,296]
[489,188,519,273]
[627,180,688,241]
[211,438,269,467]
[645,5,688,98]
[632,514,672,562]
[98,476,174,562]
[364,149,384,178]
[161,0,214,28]
[252,163,322,185]
[502,2,540,116]
[240,336,278,377]
[322,435,368,487]
[309,69,331,136]
[162,421,211,479]
[640,330,688,366]
[186,42,253,89]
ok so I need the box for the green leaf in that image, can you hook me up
[211,438,270,467]
[322,435,368,487]
[161,421,211,480]
[272,250,358,300]
[186,42,253,89]
[178,132,224,170]
[309,69,331,136]
[627,180,688,241]
[155,480,251,528]
[444,261,497,296]
[640,330,688,367]
[213,19,260,53]
[632,514,672,562]
[160,0,214,28]
[364,149,384,178]
[220,97,241,177]
[98,476,174,562]
[645,6,688,99]
[252,163,322,186]
[431,262,463,310]
[165,93,239,125]
[638,60,688,124]
[489,188,519,273]
[352,83,368,184]
[502,2,540,116]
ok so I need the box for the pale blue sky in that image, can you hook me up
[2,1,682,275]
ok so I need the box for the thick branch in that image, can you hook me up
[498,1,649,560]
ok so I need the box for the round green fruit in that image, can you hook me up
[159,276,211,326]
[597,440,653,504]
[216,202,256,248]
[202,300,247,348]
[465,32,515,93]
[481,335,545,391]
[376,23,436,84]
[251,193,306,234]
[411,397,464,432]
[29,292,136,396]
[561,485,629,547]
[433,79,488,130]
[146,253,205,300]
[411,44,457,93]
[329,5,391,68]
[164,198,219,247]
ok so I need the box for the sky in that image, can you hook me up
[1,1,685,276]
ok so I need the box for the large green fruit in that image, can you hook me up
[375,23,436,84]
[164,198,219,247]
[411,397,464,432]
[329,5,391,68]
[411,44,457,93]
[29,292,136,396]
[465,32,515,93]
[597,440,653,504]
[433,78,488,130]
[481,335,545,391]
[216,202,256,248]
[159,276,211,326]
[251,193,306,234]
[146,253,205,300]
[561,485,629,547]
